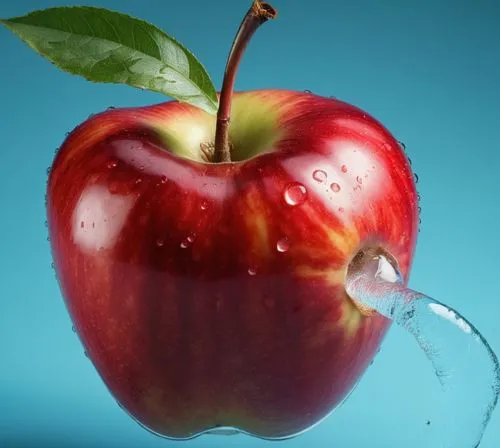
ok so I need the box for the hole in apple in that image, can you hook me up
[345,246,401,316]
[346,247,401,287]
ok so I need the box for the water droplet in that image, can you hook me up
[398,141,406,150]
[107,106,116,110]
[248,267,257,276]
[304,89,313,93]
[156,238,164,247]
[84,351,89,358]
[338,207,345,213]
[180,234,196,249]
[46,167,51,176]
[50,262,55,270]
[107,160,118,169]
[200,200,209,210]
[284,183,307,206]
[346,252,500,448]
[160,175,167,184]
[356,176,363,185]
[135,178,143,185]
[414,173,419,183]
[44,220,48,228]
[341,165,348,173]
[276,237,290,253]
[71,326,76,333]
[312,170,327,183]
[139,165,145,171]
[330,182,341,192]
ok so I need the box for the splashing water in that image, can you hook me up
[346,250,500,448]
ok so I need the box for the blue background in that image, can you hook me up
[1,0,499,446]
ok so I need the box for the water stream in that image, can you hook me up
[345,251,500,447]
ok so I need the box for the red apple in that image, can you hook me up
[2,0,418,441]
[47,87,418,438]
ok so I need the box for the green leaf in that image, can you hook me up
[0,6,219,114]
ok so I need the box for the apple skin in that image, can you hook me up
[47,89,418,439]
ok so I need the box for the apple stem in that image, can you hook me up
[213,0,277,163]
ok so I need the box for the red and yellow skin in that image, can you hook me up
[47,90,418,439]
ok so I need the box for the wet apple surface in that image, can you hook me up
[47,90,418,438]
